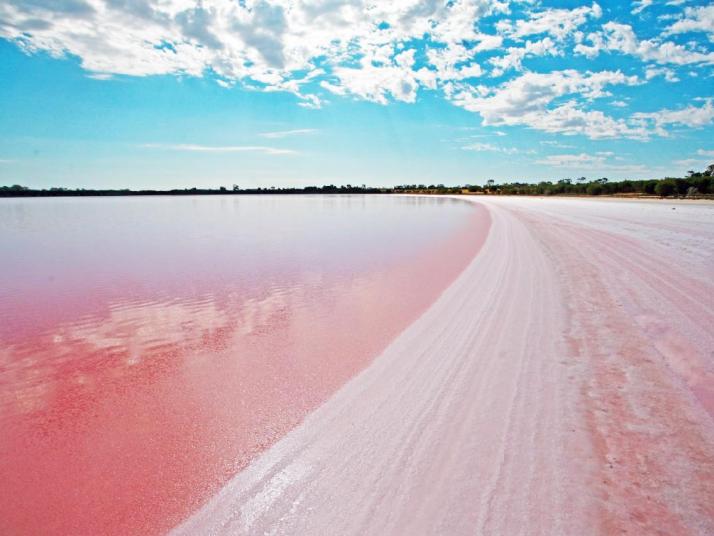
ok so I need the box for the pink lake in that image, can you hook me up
[0,194,489,535]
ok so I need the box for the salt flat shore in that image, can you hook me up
[173,197,714,535]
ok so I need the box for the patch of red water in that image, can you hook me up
[0,199,490,535]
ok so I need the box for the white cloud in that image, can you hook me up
[536,152,648,173]
[632,99,714,135]
[141,143,297,155]
[259,128,317,139]
[489,37,559,76]
[449,68,714,140]
[696,149,714,157]
[631,0,653,16]
[540,140,577,149]
[426,44,483,84]
[501,3,602,41]
[576,22,714,65]
[645,66,680,82]
[666,6,714,42]
[450,70,647,139]
[536,153,605,167]
[473,33,504,52]
[673,158,709,167]
[0,0,712,144]
[331,61,421,104]
[87,72,114,81]
[462,142,520,154]
[0,0,509,106]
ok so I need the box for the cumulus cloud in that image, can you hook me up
[575,21,714,65]
[645,66,680,82]
[449,70,648,139]
[666,6,714,42]
[498,3,602,41]
[1,0,712,142]
[489,37,559,76]
[449,69,714,139]
[331,59,423,104]
[0,0,508,106]
[631,99,714,135]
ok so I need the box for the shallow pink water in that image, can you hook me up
[0,194,489,535]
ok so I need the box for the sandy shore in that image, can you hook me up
[173,197,714,535]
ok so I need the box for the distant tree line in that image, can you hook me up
[393,164,713,197]
[0,184,390,197]
[2,164,712,198]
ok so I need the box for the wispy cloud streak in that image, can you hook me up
[259,129,318,139]
[141,144,298,155]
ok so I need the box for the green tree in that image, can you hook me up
[655,179,676,197]
[586,182,603,195]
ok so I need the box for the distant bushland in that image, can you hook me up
[2,165,712,199]
[393,164,713,198]
[0,184,390,197]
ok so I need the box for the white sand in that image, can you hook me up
[173,197,714,535]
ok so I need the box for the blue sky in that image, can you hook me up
[1,0,713,189]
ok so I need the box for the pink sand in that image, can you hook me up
[174,197,714,535]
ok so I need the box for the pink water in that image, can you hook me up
[0,195,489,535]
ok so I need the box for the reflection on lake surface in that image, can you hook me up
[0,194,488,535]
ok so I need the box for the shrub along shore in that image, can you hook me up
[2,165,712,199]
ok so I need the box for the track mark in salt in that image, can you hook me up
[240,460,312,531]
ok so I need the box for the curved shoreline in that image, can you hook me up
[173,196,714,535]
